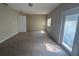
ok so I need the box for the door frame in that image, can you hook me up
[59,7,79,55]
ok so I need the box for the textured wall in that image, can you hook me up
[26,14,46,31]
[0,5,18,43]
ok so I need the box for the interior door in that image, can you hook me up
[60,7,79,55]
[18,16,27,32]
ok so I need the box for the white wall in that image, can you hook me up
[26,14,46,31]
[0,5,18,43]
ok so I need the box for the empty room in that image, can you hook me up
[0,3,79,56]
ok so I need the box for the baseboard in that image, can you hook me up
[0,32,18,44]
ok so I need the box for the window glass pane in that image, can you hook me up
[62,14,78,51]
[47,18,51,26]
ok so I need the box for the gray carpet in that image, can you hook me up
[0,31,67,56]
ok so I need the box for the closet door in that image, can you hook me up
[18,16,27,32]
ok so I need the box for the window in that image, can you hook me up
[62,14,78,51]
[47,18,51,27]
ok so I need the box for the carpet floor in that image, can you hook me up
[0,31,67,56]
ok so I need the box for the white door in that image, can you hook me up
[18,16,27,32]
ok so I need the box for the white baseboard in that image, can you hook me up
[0,32,18,44]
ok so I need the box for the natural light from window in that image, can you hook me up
[47,18,51,27]
[45,43,62,53]
[40,30,45,34]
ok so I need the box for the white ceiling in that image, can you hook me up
[8,3,60,15]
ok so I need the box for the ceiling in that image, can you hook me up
[8,3,60,15]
